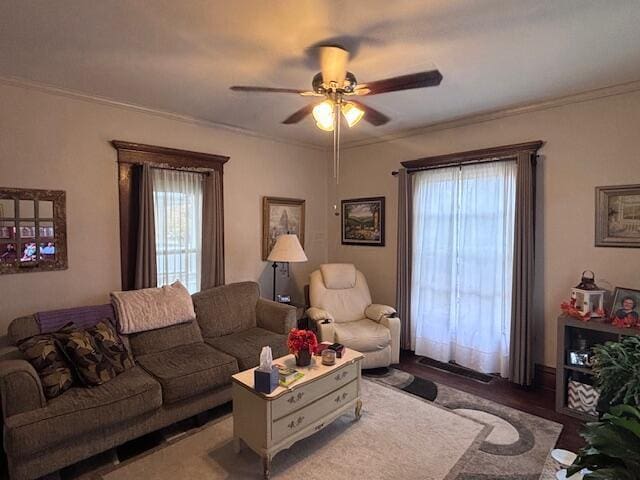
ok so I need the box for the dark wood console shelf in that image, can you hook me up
[556,314,639,421]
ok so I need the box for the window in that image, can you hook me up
[152,169,204,294]
[411,160,516,376]
[113,140,228,292]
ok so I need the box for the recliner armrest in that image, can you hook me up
[256,298,297,334]
[0,357,46,418]
[306,307,334,323]
[308,316,336,343]
[365,304,397,322]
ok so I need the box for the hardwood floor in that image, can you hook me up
[398,350,585,452]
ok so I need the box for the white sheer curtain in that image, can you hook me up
[152,168,204,294]
[411,160,516,376]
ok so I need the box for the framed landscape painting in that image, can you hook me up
[262,197,305,260]
[595,184,640,247]
[341,197,385,246]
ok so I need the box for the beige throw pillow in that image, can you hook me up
[111,281,196,334]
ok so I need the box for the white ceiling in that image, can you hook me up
[2,0,640,147]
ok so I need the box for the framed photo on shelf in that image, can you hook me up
[262,197,305,261]
[595,184,640,247]
[609,286,640,327]
[341,196,385,246]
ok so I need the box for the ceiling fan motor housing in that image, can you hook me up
[312,71,358,95]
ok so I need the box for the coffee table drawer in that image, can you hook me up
[271,362,358,420]
[271,379,358,443]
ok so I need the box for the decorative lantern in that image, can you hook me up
[570,270,605,318]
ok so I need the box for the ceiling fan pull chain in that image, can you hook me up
[333,101,338,181]
[336,101,341,185]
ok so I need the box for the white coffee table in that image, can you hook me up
[231,348,364,479]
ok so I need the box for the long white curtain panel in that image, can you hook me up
[411,160,516,376]
[152,168,204,294]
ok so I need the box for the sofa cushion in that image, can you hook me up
[205,327,288,370]
[4,366,161,458]
[136,343,238,404]
[17,333,74,399]
[128,320,203,357]
[333,319,391,352]
[192,282,259,338]
[8,315,41,346]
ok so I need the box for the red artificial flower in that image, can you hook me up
[560,299,591,321]
[287,329,318,355]
[611,314,637,329]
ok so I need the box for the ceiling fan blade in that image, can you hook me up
[282,104,315,124]
[230,86,306,94]
[349,100,390,126]
[318,45,349,85]
[356,69,443,95]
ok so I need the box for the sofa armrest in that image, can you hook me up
[0,357,46,418]
[256,298,296,334]
[365,304,397,322]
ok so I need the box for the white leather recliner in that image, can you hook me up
[306,263,400,369]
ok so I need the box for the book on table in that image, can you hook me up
[275,364,304,387]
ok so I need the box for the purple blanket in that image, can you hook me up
[36,304,116,333]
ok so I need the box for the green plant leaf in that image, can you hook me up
[603,414,640,439]
[584,467,636,480]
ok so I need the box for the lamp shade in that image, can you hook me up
[267,234,308,262]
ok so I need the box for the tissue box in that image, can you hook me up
[254,368,279,394]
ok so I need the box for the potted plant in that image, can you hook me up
[568,404,640,479]
[592,336,640,413]
[287,329,318,367]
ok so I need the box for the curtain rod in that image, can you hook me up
[149,165,211,176]
[118,160,212,176]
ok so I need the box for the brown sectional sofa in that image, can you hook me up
[0,281,296,480]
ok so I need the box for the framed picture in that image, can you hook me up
[595,184,640,247]
[341,197,385,246]
[609,287,640,327]
[262,197,305,260]
[0,188,67,274]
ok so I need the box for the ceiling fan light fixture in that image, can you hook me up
[312,100,335,131]
[341,102,365,128]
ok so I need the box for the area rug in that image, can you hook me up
[365,368,563,480]
[94,380,488,480]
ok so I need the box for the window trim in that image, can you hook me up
[112,140,228,290]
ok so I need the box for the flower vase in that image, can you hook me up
[295,349,311,367]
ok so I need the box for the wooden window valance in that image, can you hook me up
[395,141,543,174]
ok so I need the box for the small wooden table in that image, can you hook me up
[231,348,364,479]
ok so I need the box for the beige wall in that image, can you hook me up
[0,82,328,333]
[329,89,640,367]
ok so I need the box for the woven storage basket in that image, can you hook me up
[568,379,599,415]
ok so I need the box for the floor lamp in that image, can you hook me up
[267,234,308,301]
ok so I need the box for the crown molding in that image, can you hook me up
[3,74,640,154]
[342,79,640,150]
[0,75,325,151]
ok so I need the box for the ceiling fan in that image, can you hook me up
[230,44,442,129]
[230,44,443,181]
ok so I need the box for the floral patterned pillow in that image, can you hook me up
[18,334,74,399]
[55,323,118,387]
[88,319,134,374]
